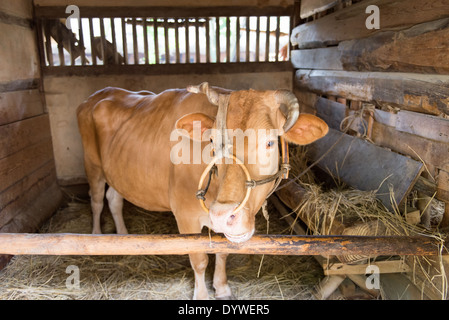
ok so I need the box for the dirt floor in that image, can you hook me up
[0,195,323,300]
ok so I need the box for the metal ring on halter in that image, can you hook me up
[197,154,252,214]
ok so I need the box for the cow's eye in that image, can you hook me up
[266,140,276,149]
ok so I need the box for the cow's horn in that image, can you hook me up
[276,90,300,133]
[186,82,220,105]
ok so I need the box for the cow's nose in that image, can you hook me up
[209,202,239,229]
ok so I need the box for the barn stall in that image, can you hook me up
[0,0,448,300]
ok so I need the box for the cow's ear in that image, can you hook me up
[283,113,329,145]
[175,113,215,141]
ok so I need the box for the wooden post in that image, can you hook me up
[0,233,441,256]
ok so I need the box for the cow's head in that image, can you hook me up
[176,83,328,243]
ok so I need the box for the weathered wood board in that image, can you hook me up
[300,0,339,19]
[395,110,449,144]
[0,233,440,256]
[295,69,449,116]
[307,128,424,210]
[291,18,449,75]
[372,122,449,172]
[291,0,449,49]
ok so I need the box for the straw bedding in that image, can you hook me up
[1,145,447,300]
[0,199,322,300]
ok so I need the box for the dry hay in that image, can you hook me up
[0,199,322,300]
[285,145,448,299]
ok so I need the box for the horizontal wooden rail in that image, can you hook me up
[35,6,293,18]
[0,233,443,256]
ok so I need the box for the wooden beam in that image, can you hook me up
[35,6,294,19]
[292,18,449,75]
[291,47,343,70]
[299,0,338,19]
[322,260,412,276]
[372,122,449,172]
[295,69,449,116]
[395,110,449,144]
[42,61,293,76]
[338,18,449,75]
[307,128,424,210]
[291,0,449,49]
[0,233,441,256]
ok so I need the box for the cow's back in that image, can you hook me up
[77,87,214,212]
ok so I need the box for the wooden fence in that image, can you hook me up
[34,6,293,75]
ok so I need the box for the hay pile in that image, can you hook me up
[286,145,448,299]
[0,199,322,300]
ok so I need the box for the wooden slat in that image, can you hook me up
[295,69,449,116]
[195,18,200,63]
[265,16,270,62]
[235,16,240,62]
[0,161,56,229]
[300,0,339,19]
[153,18,159,64]
[396,110,449,144]
[43,20,53,66]
[215,16,220,63]
[121,17,128,64]
[174,19,180,63]
[226,17,230,62]
[185,18,189,63]
[0,89,44,125]
[0,137,54,194]
[89,18,96,65]
[78,18,87,65]
[338,18,449,74]
[0,21,40,82]
[0,78,39,93]
[291,47,343,70]
[307,128,424,210]
[291,0,449,49]
[372,122,449,172]
[322,260,411,276]
[0,114,51,160]
[205,17,210,63]
[56,19,64,66]
[255,16,260,62]
[42,61,292,76]
[99,17,107,65]
[110,17,118,64]
[0,233,441,256]
[275,16,280,62]
[143,18,148,64]
[132,18,138,64]
[164,18,170,64]
[0,182,62,234]
[35,6,294,19]
[245,16,250,62]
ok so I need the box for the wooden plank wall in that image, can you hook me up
[0,0,62,248]
[291,0,449,228]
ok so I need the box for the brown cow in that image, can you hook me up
[76,83,328,299]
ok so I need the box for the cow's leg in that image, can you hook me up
[87,173,106,234]
[106,186,128,234]
[189,252,209,300]
[175,215,210,300]
[213,253,233,299]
